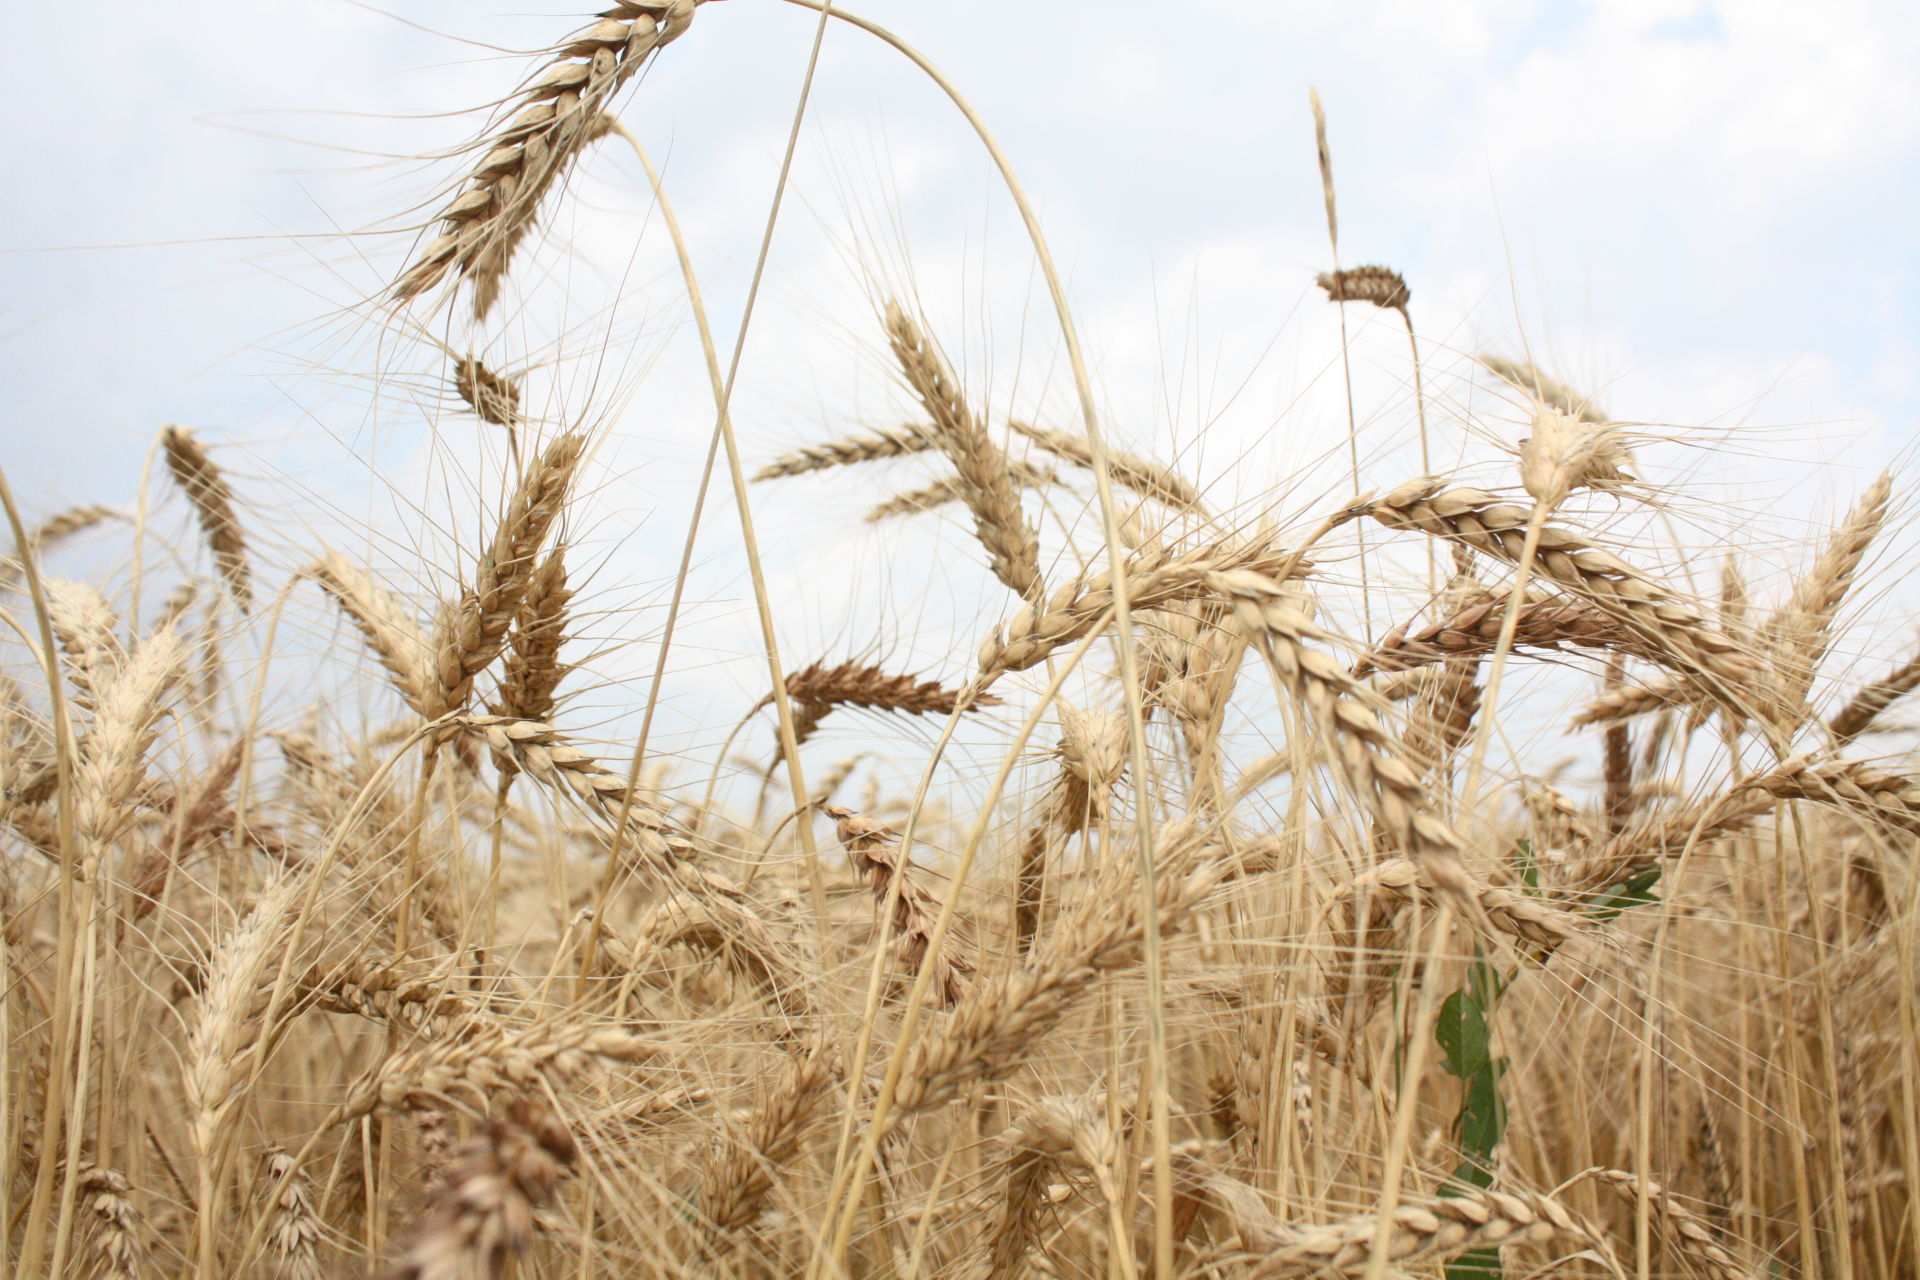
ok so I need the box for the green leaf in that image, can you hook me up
[1512,838,1539,891]
[1446,1245,1504,1280]
[1585,868,1662,922]
[1435,988,1491,1080]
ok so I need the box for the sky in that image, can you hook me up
[3,0,1917,771]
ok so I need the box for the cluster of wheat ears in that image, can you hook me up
[3,4,1915,1279]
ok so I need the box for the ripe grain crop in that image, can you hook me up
[2,7,1913,1280]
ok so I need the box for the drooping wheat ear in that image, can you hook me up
[425,431,585,721]
[459,715,701,874]
[1400,658,1481,780]
[259,1149,325,1280]
[825,804,974,1007]
[44,577,122,710]
[393,1,703,318]
[883,300,1042,599]
[976,535,1315,682]
[1555,790,1772,895]
[1478,354,1609,423]
[752,423,935,480]
[306,555,432,715]
[1014,707,1127,952]
[1206,568,1475,896]
[611,896,816,1024]
[1518,400,1635,506]
[1363,480,1755,695]
[1743,755,1920,837]
[1323,855,1592,956]
[75,626,185,848]
[1354,590,1652,679]
[77,1166,148,1280]
[455,354,522,426]
[1315,265,1410,311]
[0,505,118,589]
[976,1095,1113,1279]
[697,1041,841,1243]
[1572,673,1690,726]
[295,955,482,1037]
[864,459,1057,523]
[1226,1185,1597,1279]
[125,738,247,916]
[1139,596,1248,784]
[342,1018,659,1121]
[373,1099,577,1280]
[889,843,1220,1123]
[1764,471,1894,717]
[1009,419,1204,511]
[488,547,572,782]
[161,424,252,611]
[1830,645,1920,744]
[1583,1168,1759,1280]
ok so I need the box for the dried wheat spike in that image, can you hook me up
[1010,419,1204,510]
[1743,755,1920,837]
[883,301,1042,598]
[77,1166,148,1280]
[75,627,186,848]
[825,804,973,1007]
[45,577,121,710]
[1364,480,1754,695]
[459,715,700,874]
[1207,568,1475,896]
[161,424,252,610]
[489,547,572,782]
[425,431,584,721]
[260,1149,325,1280]
[752,424,935,480]
[611,896,815,1024]
[1326,856,1591,954]
[1478,354,1608,423]
[1355,591,1647,679]
[1232,1185,1595,1278]
[343,1018,658,1120]
[1518,401,1635,506]
[890,841,1220,1122]
[1013,708,1128,954]
[394,1,704,318]
[1401,658,1481,780]
[783,660,1000,719]
[373,1099,577,1280]
[1315,265,1410,311]
[865,459,1057,523]
[455,355,522,426]
[307,555,432,715]
[1831,646,1920,744]
[0,505,118,589]
[1765,471,1894,716]
[977,536,1312,682]
[1572,673,1691,727]
[697,1042,841,1243]
[1584,1168,1758,1280]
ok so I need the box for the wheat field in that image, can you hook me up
[3,4,1915,1279]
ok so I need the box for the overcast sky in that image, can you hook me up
[3,0,1916,765]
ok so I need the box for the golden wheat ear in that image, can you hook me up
[161,424,252,611]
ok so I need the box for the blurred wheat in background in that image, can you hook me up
[2,4,1916,1279]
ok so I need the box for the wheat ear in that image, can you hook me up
[697,1042,842,1243]
[77,1167,148,1280]
[883,300,1042,598]
[372,1100,577,1280]
[424,432,584,721]
[1764,471,1894,717]
[455,355,522,426]
[161,424,252,610]
[826,804,974,1007]
[865,459,1057,523]
[1583,1168,1759,1280]
[1010,419,1203,511]
[259,1149,325,1280]
[306,555,432,715]
[1830,645,1920,744]
[752,423,935,480]
[1478,354,1608,423]
[394,1,704,317]
[1315,264,1410,311]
